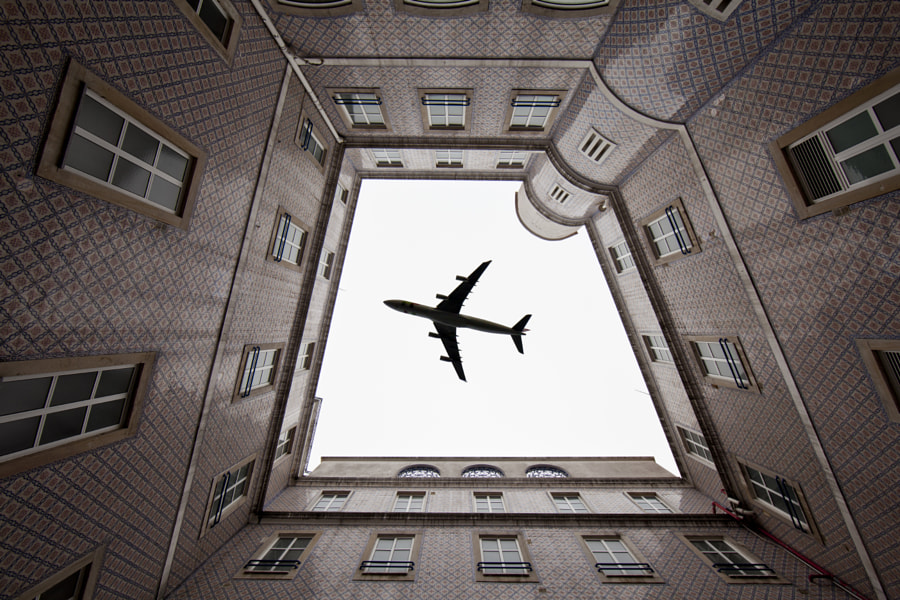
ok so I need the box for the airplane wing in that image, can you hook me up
[434,323,466,381]
[435,260,491,314]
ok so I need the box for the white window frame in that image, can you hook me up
[423,92,469,129]
[509,94,560,129]
[627,492,674,513]
[582,537,656,579]
[361,535,415,574]
[474,493,505,513]
[206,458,254,529]
[610,241,635,273]
[334,183,348,205]
[318,250,335,280]
[393,492,426,512]
[299,341,316,371]
[237,531,322,580]
[311,491,349,511]
[647,207,693,258]
[372,149,403,167]
[477,537,530,576]
[579,128,616,163]
[270,210,307,267]
[497,150,529,168]
[677,426,715,465]
[742,463,813,535]
[690,337,756,391]
[238,346,279,397]
[687,0,744,20]
[643,334,673,364]
[680,535,784,582]
[173,0,242,63]
[333,91,386,127]
[274,427,296,461]
[435,149,464,167]
[551,493,589,513]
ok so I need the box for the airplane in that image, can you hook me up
[383,260,531,382]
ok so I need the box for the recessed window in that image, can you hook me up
[398,465,441,477]
[579,128,616,164]
[461,465,504,478]
[268,207,308,270]
[0,352,154,478]
[297,118,327,167]
[609,241,635,273]
[396,0,488,16]
[506,90,566,132]
[331,89,387,129]
[206,457,254,529]
[627,492,674,513]
[643,334,673,364]
[475,535,538,582]
[334,183,348,205]
[474,493,505,513]
[551,493,588,513]
[771,68,900,218]
[299,341,316,371]
[372,149,403,167]
[235,344,282,400]
[311,492,350,511]
[355,533,421,581]
[420,90,472,130]
[173,0,242,63]
[549,183,571,203]
[318,251,335,280]
[12,547,103,600]
[435,149,464,167]
[741,463,814,535]
[497,150,529,168]
[857,339,900,422]
[681,535,784,582]
[581,536,661,582]
[37,62,206,230]
[521,0,618,17]
[688,336,757,392]
[526,465,568,478]
[238,533,320,580]
[640,199,700,264]
[274,427,296,462]
[394,492,426,512]
[687,0,744,20]
[274,0,362,17]
[677,426,715,465]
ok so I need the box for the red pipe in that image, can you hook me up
[711,502,871,600]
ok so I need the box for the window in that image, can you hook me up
[687,0,744,20]
[521,0,617,17]
[435,149,464,167]
[311,492,349,511]
[237,532,320,580]
[396,0,488,16]
[206,457,254,529]
[173,0,242,63]
[526,465,568,477]
[420,90,472,130]
[0,352,154,478]
[677,426,715,465]
[235,344,282,400]
[273,0,362,17]
[506,90,566,132]
[680,535,784,583]
[474,493,505,513]
[609,241,636,273]
[551,493,588,513]
[330,89,387,129]
[579,128,616,164]
[581,536,661,582]
[398,465,441,477]
[497,150,529,168]
[627,492,674,513]
[640,199,700,264]
[688,336,757,391]
[857,339,900,422]
[372,149,403,167]
[297,118,327,167]
[772,68,900,218]
[334,183,348,205]
[549,183,571,203]
[461,465,504,478]
[298,342,316,371]
[741,463,814,535]
[643,334,673,364]
[11,547,103,600]
[37,62,206,230]
[318,251,335,280]
[393,492,426,512]
[355,533,421,581]
[268,208,308,270]
[274,427,296,461]
[475,535,538,582]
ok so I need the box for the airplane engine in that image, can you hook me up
[455,275,466,281]
[440,356,452,362]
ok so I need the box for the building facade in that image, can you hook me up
[0,0,897,598]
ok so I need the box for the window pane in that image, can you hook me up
[840,145,894,184]
[199,0,229,42]
[50,372,96,406]
[158,145,189,180]
[77,95,124,144]
[148,176,182,211]
[86,398,126,431]
[0,377,52,416]
[873,92,900,131]
[0,416,40,456]
[96,367,135,397]
[112,158,152,197]
[40,407,87,445]
[122,123,159,165]
[41,570,82,600]
[826,111,877,153]
[65,134,115,181]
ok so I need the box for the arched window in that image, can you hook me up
[395,0,488,16]
[461,465,504,478]
[526,465,569,478]
[274,0,361,17]
[398,465,441,478]
[521,0,617,17]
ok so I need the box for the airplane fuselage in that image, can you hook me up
[384,300,519,335]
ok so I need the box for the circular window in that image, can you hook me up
[461,465,504,478]
[398,465,441,478]
[525,465,569,478]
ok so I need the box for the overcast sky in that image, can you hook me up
[312,179,677,475]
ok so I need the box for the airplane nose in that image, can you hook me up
[384,299,402,311]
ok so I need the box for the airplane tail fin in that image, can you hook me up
[511,314,531,354]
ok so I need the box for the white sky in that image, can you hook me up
[312,179,677,475]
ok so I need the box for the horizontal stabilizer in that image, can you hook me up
[511,314,531,354]
[456,275,467,281]
[428,332,440,338]
[440,356,452,362]
[436,293,447,300]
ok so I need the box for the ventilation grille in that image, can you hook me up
[579,129,615,163]
[788,136,843,201]
[549,184,571,203]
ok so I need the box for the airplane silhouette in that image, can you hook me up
[384,260,531,381]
